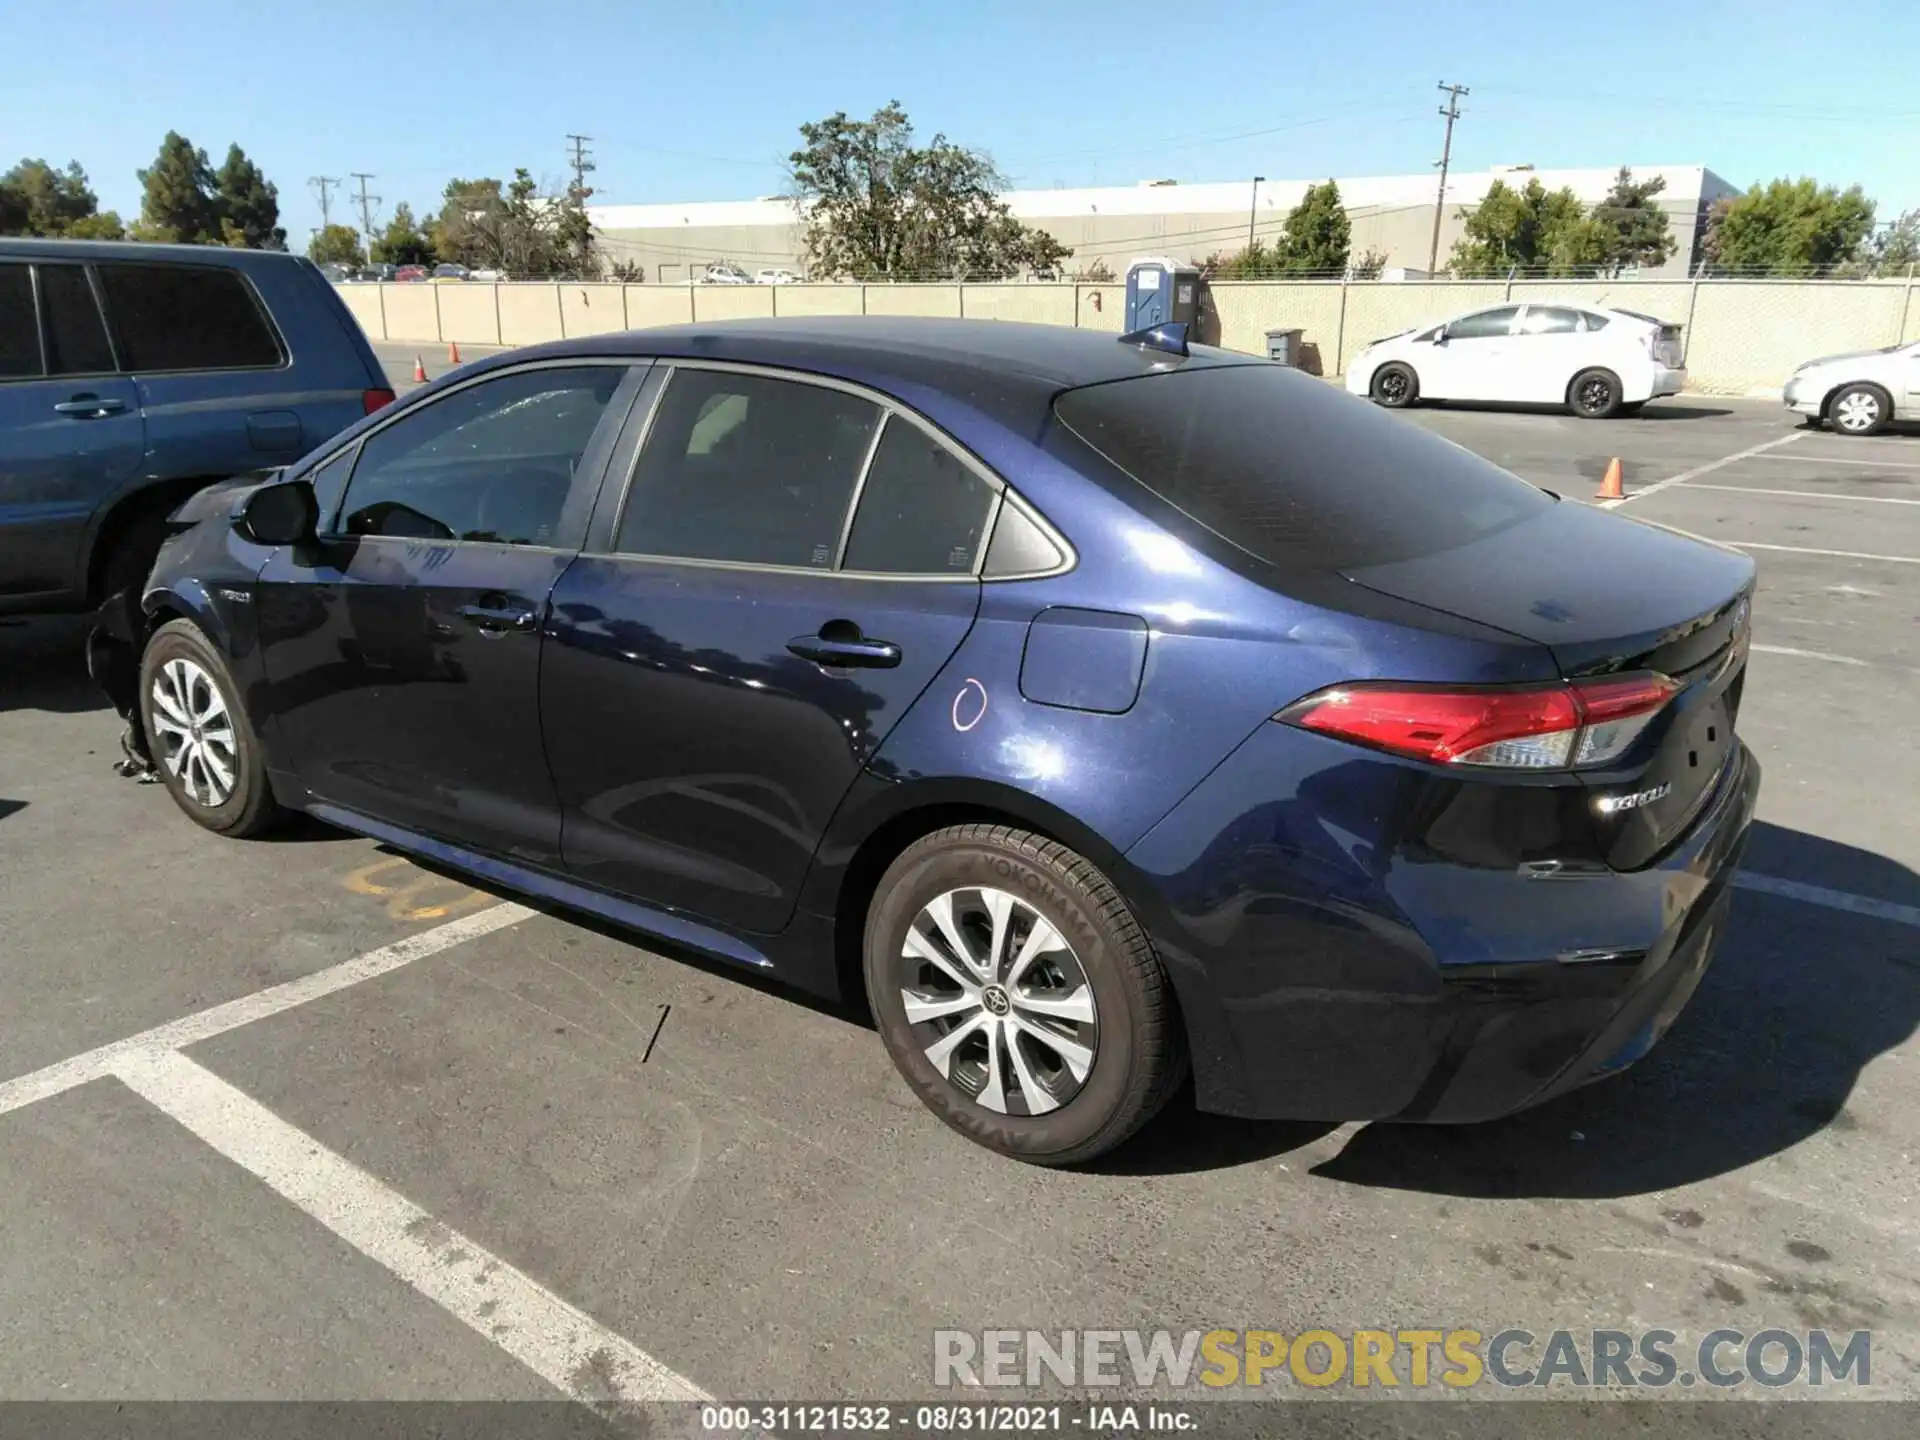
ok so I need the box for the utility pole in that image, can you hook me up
[565,134,594,197]
[1247,175,1265,252]
[1428,83,1469,275]
[350,173,381,255]
[308,175,341,230]
[565,135,596,269]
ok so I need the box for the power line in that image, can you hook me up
[1429,83,1469,274]
[308,175,342,229]
[350,173,381,251]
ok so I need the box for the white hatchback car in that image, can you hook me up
[1346,302,1687,418]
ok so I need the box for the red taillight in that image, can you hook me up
[1277,673,1678,771]
[363,387,396,414]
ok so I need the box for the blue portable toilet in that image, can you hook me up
[1125,255,1201,332]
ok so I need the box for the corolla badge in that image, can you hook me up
[1597,783,1671,814]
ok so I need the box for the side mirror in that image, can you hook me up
[1431,326,1449,345]
[235,479,318,547]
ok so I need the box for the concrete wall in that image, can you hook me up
[345,278,1920,395]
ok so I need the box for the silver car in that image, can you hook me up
[1783,340,1920,436]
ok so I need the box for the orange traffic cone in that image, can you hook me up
[1596,457,1624,501]
[448,341,461,365]
[412,355,427,383]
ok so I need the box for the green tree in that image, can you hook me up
[1871,208,1919,276]
[1449,177,1609,277]
[788,101,1070,281]
[213,144,284,249]
[1708,178,1875,275]
[1275,180,1351,274]
[1349,246,1387,280]
[1592,167,1675,273]
[0,159,124,238]
[136,131,219,243]
[307,224,366,267]
[430,171,595,278]
[371,201,434,266]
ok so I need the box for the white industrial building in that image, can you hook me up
[588,164,1738,282]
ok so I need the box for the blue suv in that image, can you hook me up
[0,238,394,613]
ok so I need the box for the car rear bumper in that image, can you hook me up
[1649,365,1687,399]
[1125,729,1761,1124]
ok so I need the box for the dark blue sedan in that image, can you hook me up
[118,316,1760,1164]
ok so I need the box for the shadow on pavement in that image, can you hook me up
[1110,821,1919,1191]
[0,798,25,823]
[0,615,108,715]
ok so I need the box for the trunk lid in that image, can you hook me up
[1343,500,1755,868]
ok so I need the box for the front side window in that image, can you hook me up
[617,368,881,568]
[95,262,282,372]
[39,264,115,375]
[0,265,37,378]
[335,365,624,544]
[841,417,997,575]
[1446,307,1520,340]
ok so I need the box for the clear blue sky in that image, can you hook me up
[5,0,1917,243]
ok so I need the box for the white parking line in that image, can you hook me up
[1750,452,1920,471]
[1684,483,1920,506]
[0,903,536,1118]
[114,1050,708,1404]
[1751,644,1869,666]
[1602,431,1808,509]
[1734,873,1920,929]
[1729,541,1920,565]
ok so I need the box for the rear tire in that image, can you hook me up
[1568,369,1623,419]
[1369,362,1418,409]
[1828,383,1892,437]
[863,824,1186,1165]
[138,619,284,837]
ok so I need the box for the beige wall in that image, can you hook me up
[435,282,501,345]
[348,279,1920,395]
[560,283,628,336]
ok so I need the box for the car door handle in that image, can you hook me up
[787,630,902,669]
[54,395,127,417]
[459,600,540,634]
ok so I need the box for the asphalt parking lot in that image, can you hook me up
[2,370,1917,1421]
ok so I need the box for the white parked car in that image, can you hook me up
[1783,340,1920,437]
[699,264,753,285]
[1346,302,1687,418]
[755,268,799,285]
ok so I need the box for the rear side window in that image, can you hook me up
[1517,307,1581,335]
[96,263,283,372]
[39,264,115,375]
[0,266,37,377]
[1054,364,1551,573]
[618,368,881,569]
[841,418,997,574]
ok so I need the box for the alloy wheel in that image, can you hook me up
[1376,369,1409,404]
[1577,376,1613,415]
[898,887,1100,1116]
[150,657,238,807]
[1834,390,1882,433]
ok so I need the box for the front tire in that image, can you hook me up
[1828,383,1892,437]
[1369,361,1418,408]
[863,824,1186,1165]
[1568,368,1623,419]
[138,619,283,837]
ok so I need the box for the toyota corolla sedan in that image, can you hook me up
[115,316,1759,1165]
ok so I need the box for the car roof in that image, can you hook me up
[494,316,1251,418]
[0,236,317,276]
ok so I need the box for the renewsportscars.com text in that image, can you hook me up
[933,1327,1872,1390]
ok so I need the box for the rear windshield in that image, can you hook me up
[1053,363,1552,572]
